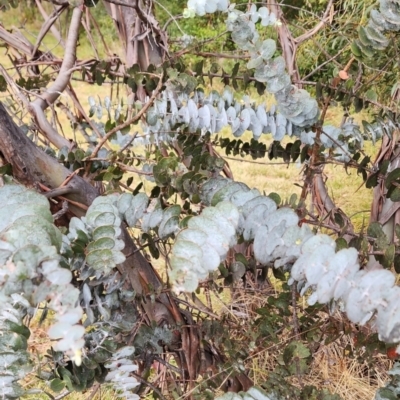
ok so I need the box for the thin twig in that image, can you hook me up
[53,200,69,220]
[89,73,164,159]
[131,371,167,400]
[291,283,304,389]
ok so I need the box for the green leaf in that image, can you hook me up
[390,187,400,202]
[365,89,378,102]
[375,388,397,400]
[380,160,390,175]
[351,41,362,57]
[87,237,115,252]
[353,97,363,113]
[50,378,65,393]
[268,192,281,205]
[235,253,248,267]
[383,244,395,269]
[126,176,133,187]
[394,256,400,274]
[283,341,310,364]
[385,168,400,189]
[230,261,246,280]
[367,222,385,238]
[2,320,30,339]
[366,172,379,189]
[86,248,115,273]
[335,237,348,251]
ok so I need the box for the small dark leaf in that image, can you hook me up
[394,256,400,274]
[380,160,390,175]
[316,81,323,100]
[366,172,378,189]
[334,211,344,228]
[291,140,301,162]
[50,378,65,393]
[231,62,240,78]
[95,70,105,86]
[335,238,348,251]
[0,163,12,175]
[301,145,310,163]
[357,156,370,181]
[385,168,400,189]
[383,244,395,269]
[0,75,6,92]
[218,265,229,278]
[127,78,137,92]
[272,267,286,281]
[194,60,204,77]
[367,222,385,238]
[390,187,400,202]
[268,192,281,205]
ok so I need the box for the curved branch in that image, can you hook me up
[0,25,34,55]
[33,0,67,56]
[0,64,72,149]
[267,0,300,83]
[294,0,334,44]
[33,6,82,110]
[311,172,354,242]
[23,5,83,149]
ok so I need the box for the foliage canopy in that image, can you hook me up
[3,0,400,399]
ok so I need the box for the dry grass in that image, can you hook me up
[210,274,391,400]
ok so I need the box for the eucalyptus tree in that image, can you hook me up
[1,1,400,399]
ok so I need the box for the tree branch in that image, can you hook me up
[294,0,334,44]
[88,73,164,159]
[267,0,300,83]
[33,0,66,56]
[25,5,83,148]
[33,6,82,110]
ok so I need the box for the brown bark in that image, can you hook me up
[370,132,400,243]
[266,0,300,84]
[103,0,167,70]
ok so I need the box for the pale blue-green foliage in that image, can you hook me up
[355,0,400,57]
[87,95,132,149]
[215,386,280,400]
[123,2,358,162]
[136,85,362,163]
[170,200,239,292]
[186,0,229,16]
[104,346,140,400]
[0,294,30,399]
[73,192,181,278]
[75,194,126,276]
[83,2,364,164]
[0,184,85,396]
[189,0,320,129]
[120,194,180,240]
[168,177,400,347]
